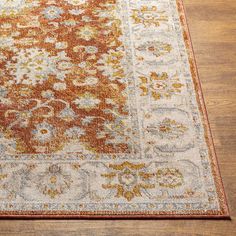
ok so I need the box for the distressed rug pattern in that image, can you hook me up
[0,0,229,218]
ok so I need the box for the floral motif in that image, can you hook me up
[65,127,85,138]
[147,118,188,139]
[34,164,73,198]
[136,40,172,58]
[42,6,64,20]
[6,48,72,85]
[76,25,98,41]
[32,122,55,144]
[73,93,101,110]
[156,168,184,188]
[139,72,184,100]
[102,162,155,201]
[132,6,168,27]
[97,49,125,82]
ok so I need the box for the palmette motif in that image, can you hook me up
[0,0,228,217]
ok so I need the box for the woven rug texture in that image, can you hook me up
[0,0,229,218]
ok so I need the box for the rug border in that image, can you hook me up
[0,0,230,219]
[176,0,230,218]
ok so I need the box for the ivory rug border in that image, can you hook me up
[0,0,229,218]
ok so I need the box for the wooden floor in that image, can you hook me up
[0,0,235,235]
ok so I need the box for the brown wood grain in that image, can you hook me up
[0,0,235,235]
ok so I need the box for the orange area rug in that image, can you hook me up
[0,0,229,218]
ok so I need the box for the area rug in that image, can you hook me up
[0,0,229,218]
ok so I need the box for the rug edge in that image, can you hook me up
[176,0,230,218]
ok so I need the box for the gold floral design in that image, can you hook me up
[132,6,168,27]
[139,72,184,100]
[76,25,98,41]
[102,162,155,201]
[146,118,189,139]
[136,40,172,58]
[158,118,188,138]
[156,168,184,188]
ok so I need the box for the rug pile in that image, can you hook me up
[0,0,229,218]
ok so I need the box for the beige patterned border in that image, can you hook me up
[0,0,230,219]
